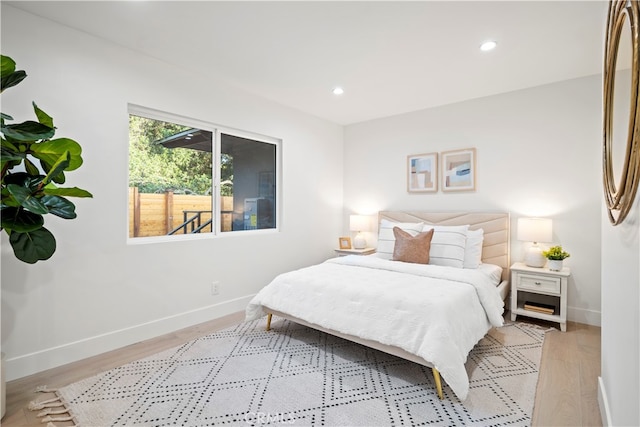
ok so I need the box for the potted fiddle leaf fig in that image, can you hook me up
[1,55,92,264]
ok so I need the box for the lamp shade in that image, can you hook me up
[517,218,552,243]
[517,217,552,268]
[349,215,370,232]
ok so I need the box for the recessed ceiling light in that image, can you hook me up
[480,41,497,52]
[332,87,344,95]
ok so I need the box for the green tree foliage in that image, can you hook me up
[129,115,222,195]
[220,153,233,196]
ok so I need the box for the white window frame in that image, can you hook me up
[127,104,281,244]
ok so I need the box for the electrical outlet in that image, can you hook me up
[211,281,220,295]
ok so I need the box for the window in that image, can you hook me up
[128,106,278,239]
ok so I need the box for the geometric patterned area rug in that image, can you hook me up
[32,318,550,426]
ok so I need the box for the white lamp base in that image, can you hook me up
[524,244,546,268]
[353,233,366,249]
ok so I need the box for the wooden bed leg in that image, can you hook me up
[432,368,444,399]
[266,313,272,331]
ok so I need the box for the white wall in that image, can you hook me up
[344,75,603,326]
[0,6,344,380]
[599,161,640,425]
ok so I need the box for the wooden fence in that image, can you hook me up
[128,188,233,237]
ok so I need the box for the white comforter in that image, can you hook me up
[245,255,505,400]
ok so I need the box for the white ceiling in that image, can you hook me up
[7,1,609,125]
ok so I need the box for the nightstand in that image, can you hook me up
[334,247,376,257]
[510,262,570,331]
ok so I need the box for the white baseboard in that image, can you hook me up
[568,305,601,327]
[598,376,612,426]
[5,295,254,381]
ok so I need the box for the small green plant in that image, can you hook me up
[1,55,92,263]
[542,245,570,260]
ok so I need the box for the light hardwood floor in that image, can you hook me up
[2,312,602,427]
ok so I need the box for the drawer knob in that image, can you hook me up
[534,281,542,285]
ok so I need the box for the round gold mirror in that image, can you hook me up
[603,0,640,225]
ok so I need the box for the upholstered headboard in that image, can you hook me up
[378,211,511,281]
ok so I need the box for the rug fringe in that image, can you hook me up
[28,398,64,411]
[29,385,78,426]
[42,415,75,423]
[37,407,69,417]
[36,385,59,393]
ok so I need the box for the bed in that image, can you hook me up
[245,211,510,401]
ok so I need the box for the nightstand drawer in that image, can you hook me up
[517,273,561,294]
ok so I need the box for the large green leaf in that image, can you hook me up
[40,160,66,184]
[3,172,44,192]
[42,151,70,186]
[42,195,77,219]
[43,186,93,198]
[7,183,48,214]
[23,157,40,176]
[1,70,27,93]
[3,171,39,186]
[9,227,56,264]
[1,145,24,162]
[0,206,44,232]
[1,137,18,150]
[1,55,26,93]
[1,139,22,171]
[31,138,83,171]
[0,55,16,75]
[33,103,54,129]
[2,121,55,141]
[0,195,20,208]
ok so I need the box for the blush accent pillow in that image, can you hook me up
[392,227,434,264]
[377,219,424,260]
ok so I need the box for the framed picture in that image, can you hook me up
[338,236,352,249]
[407,152,438,193]
[441,148,476,192]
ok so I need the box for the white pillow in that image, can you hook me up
[422,224,469,268]
[377,219,424,260]
[476,263,503,286]
[464,228,484,269]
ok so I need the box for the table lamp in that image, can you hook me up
[517,217,552,268]
[350,215,371,249]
